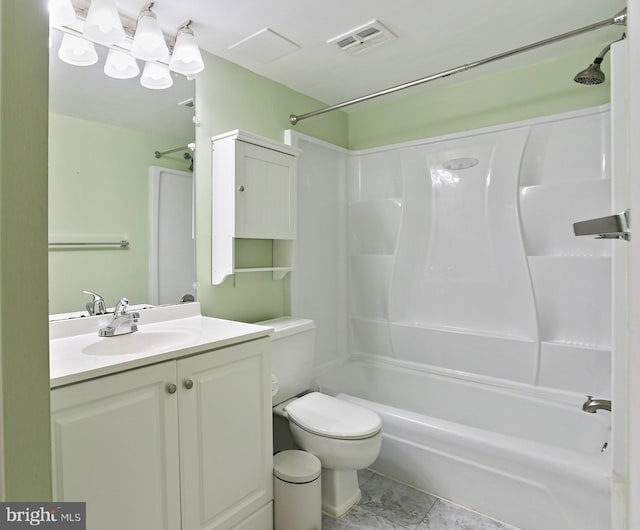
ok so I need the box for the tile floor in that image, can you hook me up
[322,469,516,530]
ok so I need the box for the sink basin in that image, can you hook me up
[82,330,195,356]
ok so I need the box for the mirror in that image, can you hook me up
[48,28,196,316]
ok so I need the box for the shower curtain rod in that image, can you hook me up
[154,143,195,159]
[289,8,627,125]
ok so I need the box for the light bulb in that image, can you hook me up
[83,0,126,46]
[58,33,98,66]
[169,25,205,75]
[104,49,140,79]
[140,61,173,90]
[132,7,169,61]
[49,0,76,28]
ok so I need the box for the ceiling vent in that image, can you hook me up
[328,20,396,56]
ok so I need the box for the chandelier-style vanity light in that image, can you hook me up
[49,0,205,89]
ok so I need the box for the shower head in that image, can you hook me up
[574,62,605,85]
[574,33,626,85]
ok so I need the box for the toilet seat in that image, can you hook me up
[285,392,382,440]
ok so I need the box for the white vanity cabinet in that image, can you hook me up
[212,130,300,285]
[51,338,273,530]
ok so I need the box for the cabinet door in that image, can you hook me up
[178,339,273,530]
[51,362,181,530]
[235,141,296,240]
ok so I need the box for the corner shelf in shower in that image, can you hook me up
[540,340,610,352]
[390,321,536,342]
[527,256,611,351]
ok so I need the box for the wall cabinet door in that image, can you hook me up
[51,361,181,530]
[177,339,273,530]
[234,140,297,240]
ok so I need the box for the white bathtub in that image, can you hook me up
[315,359,612,530]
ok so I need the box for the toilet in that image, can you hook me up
[260,317,382,518]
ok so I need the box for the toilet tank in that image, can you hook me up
[257,317,315,405]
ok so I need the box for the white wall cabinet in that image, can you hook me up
[212,130,299,285]
[51,338,273,530]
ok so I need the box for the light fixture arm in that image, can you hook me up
[176,20,194,37]
[138,3,156,21]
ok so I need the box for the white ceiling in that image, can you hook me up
[49,0,627,137]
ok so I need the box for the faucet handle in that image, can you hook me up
[114,297,129,316]
[83,290,107,315]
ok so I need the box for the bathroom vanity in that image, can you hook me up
[49,303,274,530]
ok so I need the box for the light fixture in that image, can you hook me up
[83,0,126,46]
[104,48,140,79]
[52,0,205,86]
[49,0,76,28]
[140,61,173,89]
[131,3,170,61]
[169,22,205,75]
[58,33,99,66]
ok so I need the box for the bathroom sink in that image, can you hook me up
[82,329,195,356]
[50,302,274,387]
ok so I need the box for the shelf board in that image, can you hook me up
[233,266,292,280]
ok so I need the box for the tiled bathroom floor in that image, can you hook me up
[322,470,517,530]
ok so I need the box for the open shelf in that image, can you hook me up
[233,266,292,280]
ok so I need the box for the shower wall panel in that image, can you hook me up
[348,107,612,396]
[289,135,350,370]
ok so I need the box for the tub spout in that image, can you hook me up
[582,395,611,413]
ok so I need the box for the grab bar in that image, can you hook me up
[573,209,630,241]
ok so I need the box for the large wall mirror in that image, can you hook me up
[48,28,196,316]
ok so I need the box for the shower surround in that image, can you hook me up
[289,105,614,530]
[348,106,611,394]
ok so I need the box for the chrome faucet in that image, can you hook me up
[582,395,612,413]
[83,290,107,316]
[98,297,139,337]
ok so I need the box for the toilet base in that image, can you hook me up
[321,468,362,518]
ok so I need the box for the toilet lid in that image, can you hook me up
[285,392,382,440]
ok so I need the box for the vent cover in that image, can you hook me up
[328,20,396,55]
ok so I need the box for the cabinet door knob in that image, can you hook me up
[167,383,177,394]
[238,185,245,192]
[184,379,194,390]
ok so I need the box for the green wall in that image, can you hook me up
[193,52,348,321]
[0,0,51,500]
[348,46,612,149]
[48,113,187,314]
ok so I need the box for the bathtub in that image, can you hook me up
[314,359,611,530]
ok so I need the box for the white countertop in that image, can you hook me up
[50,302,273,388]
